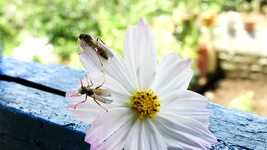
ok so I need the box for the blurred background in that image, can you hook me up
[1,0,267,116]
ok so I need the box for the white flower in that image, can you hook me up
[67,20,217,150]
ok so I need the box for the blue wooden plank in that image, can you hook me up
[0,57,84,91]
[1,57,267,149]
[0,81,90,150]
[0,100,90,150]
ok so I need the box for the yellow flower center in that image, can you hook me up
[130,89,160,119]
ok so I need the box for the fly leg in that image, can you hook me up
[92,94,108,112]
[85,74,94,87]
[96,73,106,89]
[80,79,84,87]
[73,95,88,109]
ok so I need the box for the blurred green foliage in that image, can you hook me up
[0,0,246,65]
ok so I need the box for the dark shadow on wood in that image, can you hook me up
[0,74,66,97]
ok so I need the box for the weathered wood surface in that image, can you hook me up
[1,57,267,150]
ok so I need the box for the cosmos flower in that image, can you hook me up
[67,20,217,150]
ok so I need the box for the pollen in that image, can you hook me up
[130,89,160,119]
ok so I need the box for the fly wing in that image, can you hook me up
[94,88,111,97]
[97,39,114,59]
[79,34,114,72]
[93,95,113,104]
[79,34,103,72]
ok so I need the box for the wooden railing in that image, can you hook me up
[1,57,267,150]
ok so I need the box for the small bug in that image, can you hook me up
[68,75,112,112]
[79,33,114,61]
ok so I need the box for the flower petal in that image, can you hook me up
[160,90,210,125]
[80,40,135,92]
[88,72,131,104]
[156,112,217,149]
[124,19,157,89]
[161,90,208,108]
[79,45,102,74]
[85,107,133,146]
[124,119,167,150]
[152,53,193,95]
[90,116,133,150]
[103,56,135,92]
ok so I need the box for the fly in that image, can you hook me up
[79,33,114,61]
[68,75,112,112]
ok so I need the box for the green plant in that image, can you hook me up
[0,0,250,65]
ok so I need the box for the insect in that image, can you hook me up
[68,75,112,112]
[79,33,114,61]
